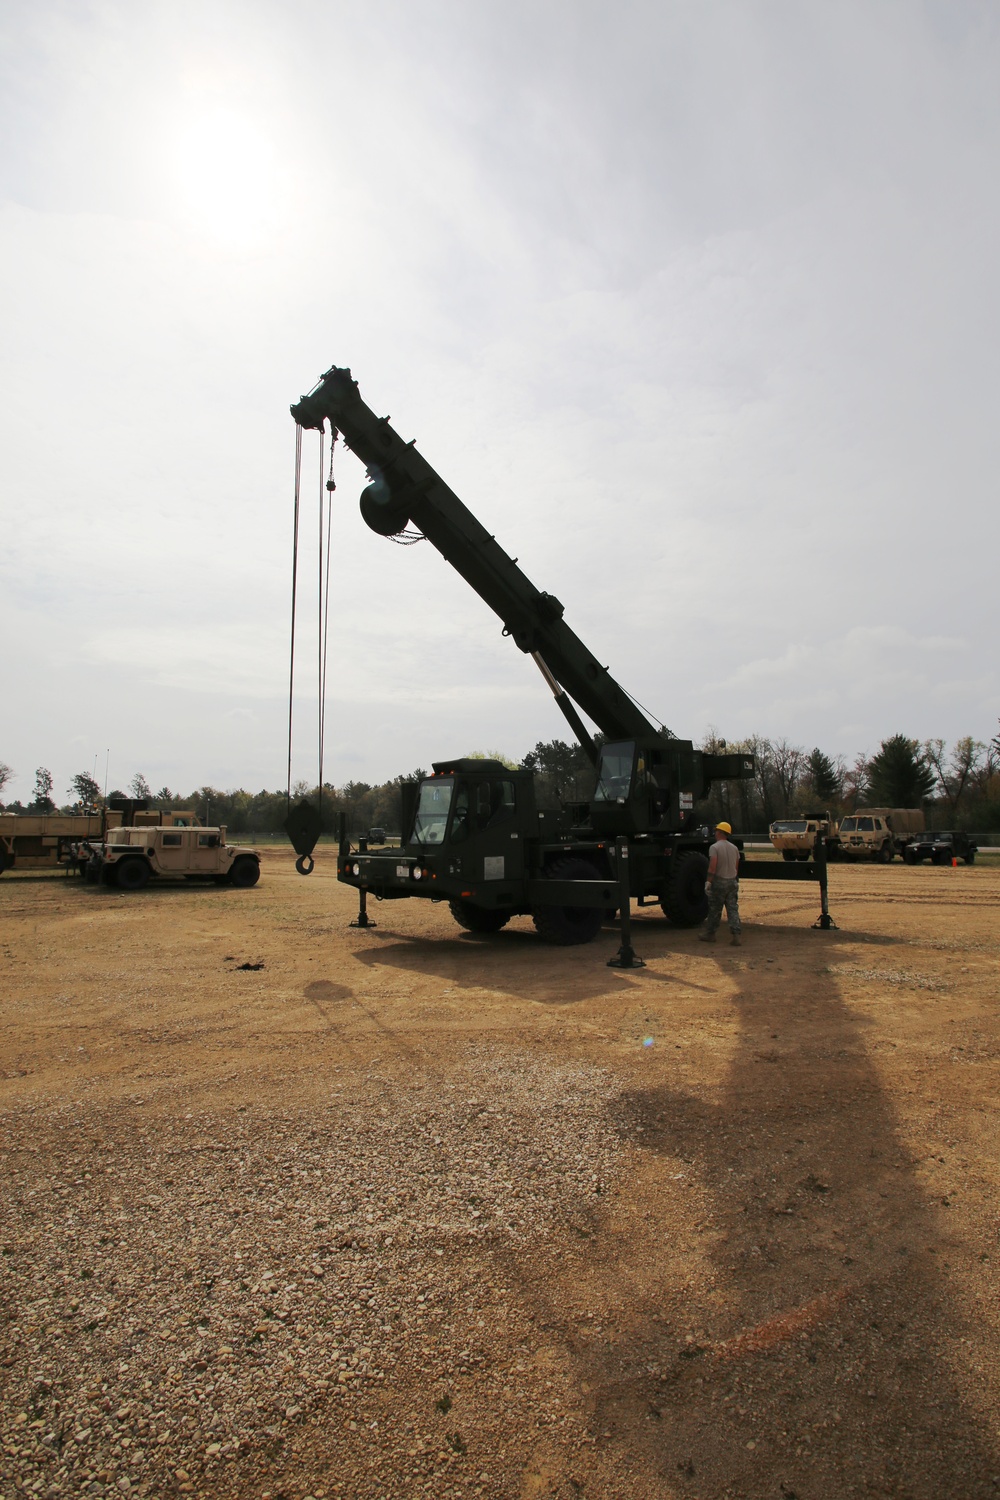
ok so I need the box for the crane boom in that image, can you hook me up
[291,365,658,744]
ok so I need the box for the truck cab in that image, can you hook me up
[770,812,836,862]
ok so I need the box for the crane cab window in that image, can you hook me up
[449,778,516,843]
[594,742,635,802]
[411,778,454,845]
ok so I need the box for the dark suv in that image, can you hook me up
[903,831,977,866]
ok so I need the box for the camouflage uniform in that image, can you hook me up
[705,876,741,937]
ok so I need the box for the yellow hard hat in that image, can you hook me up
[715,821,732,834]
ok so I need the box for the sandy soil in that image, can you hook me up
[2,852,999,1500]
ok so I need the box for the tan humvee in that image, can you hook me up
[89,825,261,890]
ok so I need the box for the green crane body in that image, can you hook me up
[290,365,829,945]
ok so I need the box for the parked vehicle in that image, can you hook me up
[835,807,924,862]
[286,363,836,944]
[87,825,261,889]
[770,813,837,862]
[367,827,386,845]
[0,811,123,874]
[903,831,977,866]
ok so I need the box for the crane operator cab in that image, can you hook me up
[590,737,704,837]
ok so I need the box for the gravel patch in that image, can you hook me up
[1,1048,626,1498]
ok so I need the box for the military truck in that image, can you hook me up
[88,825,261,890]
[836,807,924,862]
[0,810,125,875]
[770,813,838,862]
[287,365,835,944]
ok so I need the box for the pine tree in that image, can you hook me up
[868,736,935,806]
[805,748,842,805]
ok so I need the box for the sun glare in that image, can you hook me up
[171,105,281,249]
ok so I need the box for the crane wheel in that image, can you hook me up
[532,858,604,946]
[448,899,511,934]
[659,850,710,927]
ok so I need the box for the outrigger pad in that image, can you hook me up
[284,798,322,859]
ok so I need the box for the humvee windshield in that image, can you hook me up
[772,821,808,833]
[594,741,635,802]
[411,778,454,845]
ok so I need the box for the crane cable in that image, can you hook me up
[286,424,303,819]
[286,424,336,874]
[317,430,335,823]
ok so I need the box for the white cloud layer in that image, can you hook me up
[1,0,998,801]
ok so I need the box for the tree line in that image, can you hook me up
[2,724,999,837]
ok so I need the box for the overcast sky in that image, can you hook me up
[1,0,997,803]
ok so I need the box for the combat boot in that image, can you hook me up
[699,931,716,943]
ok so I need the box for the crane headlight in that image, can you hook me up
[412,865,423,880]
[352,862,361,877]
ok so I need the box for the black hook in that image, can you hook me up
[295,853,315,876]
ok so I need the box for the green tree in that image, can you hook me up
[805,748,842,805]
[69,772,102,812]
[844,753,871,809]
[130,773,152,800]
[31,767,55,813]
[521,739,591,803]
[0,761,13,802]
[868,735,935,806]
[923,737,984,815]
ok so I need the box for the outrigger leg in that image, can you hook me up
[812,832,838,931]
[350,887,376,930]
[608,837,645,969]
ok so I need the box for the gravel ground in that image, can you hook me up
[3,854,1000,1498]
[2,1049,629,1499]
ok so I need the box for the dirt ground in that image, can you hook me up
[2,852,1000,1500]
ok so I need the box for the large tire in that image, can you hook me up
[903,848,917,865]
[448,899,511,934]
[115,856,150,891]
[964,850,976,866]
[878,841,893,863]
[660,850,710,927]
[532,858,604,946]
[782,850,796,862]
[229,856,260,888]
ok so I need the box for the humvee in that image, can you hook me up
[87,826,261,890]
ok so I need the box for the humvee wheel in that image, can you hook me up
[115,856,151,891]
[964,850,976,865]
[660,850,710,927]
[230,856,260,888]
[448,899,511,934]
[532,858,603,946]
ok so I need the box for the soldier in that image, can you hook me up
[700,820,741,946]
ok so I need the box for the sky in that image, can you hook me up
[1,0,998,803]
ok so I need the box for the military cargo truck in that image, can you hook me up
[835,808,924,861]
[0,811,125,874]
[88,826,261,890]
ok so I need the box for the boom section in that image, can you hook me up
[291,366,655,742]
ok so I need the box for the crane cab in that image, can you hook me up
[586,737,703,836]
